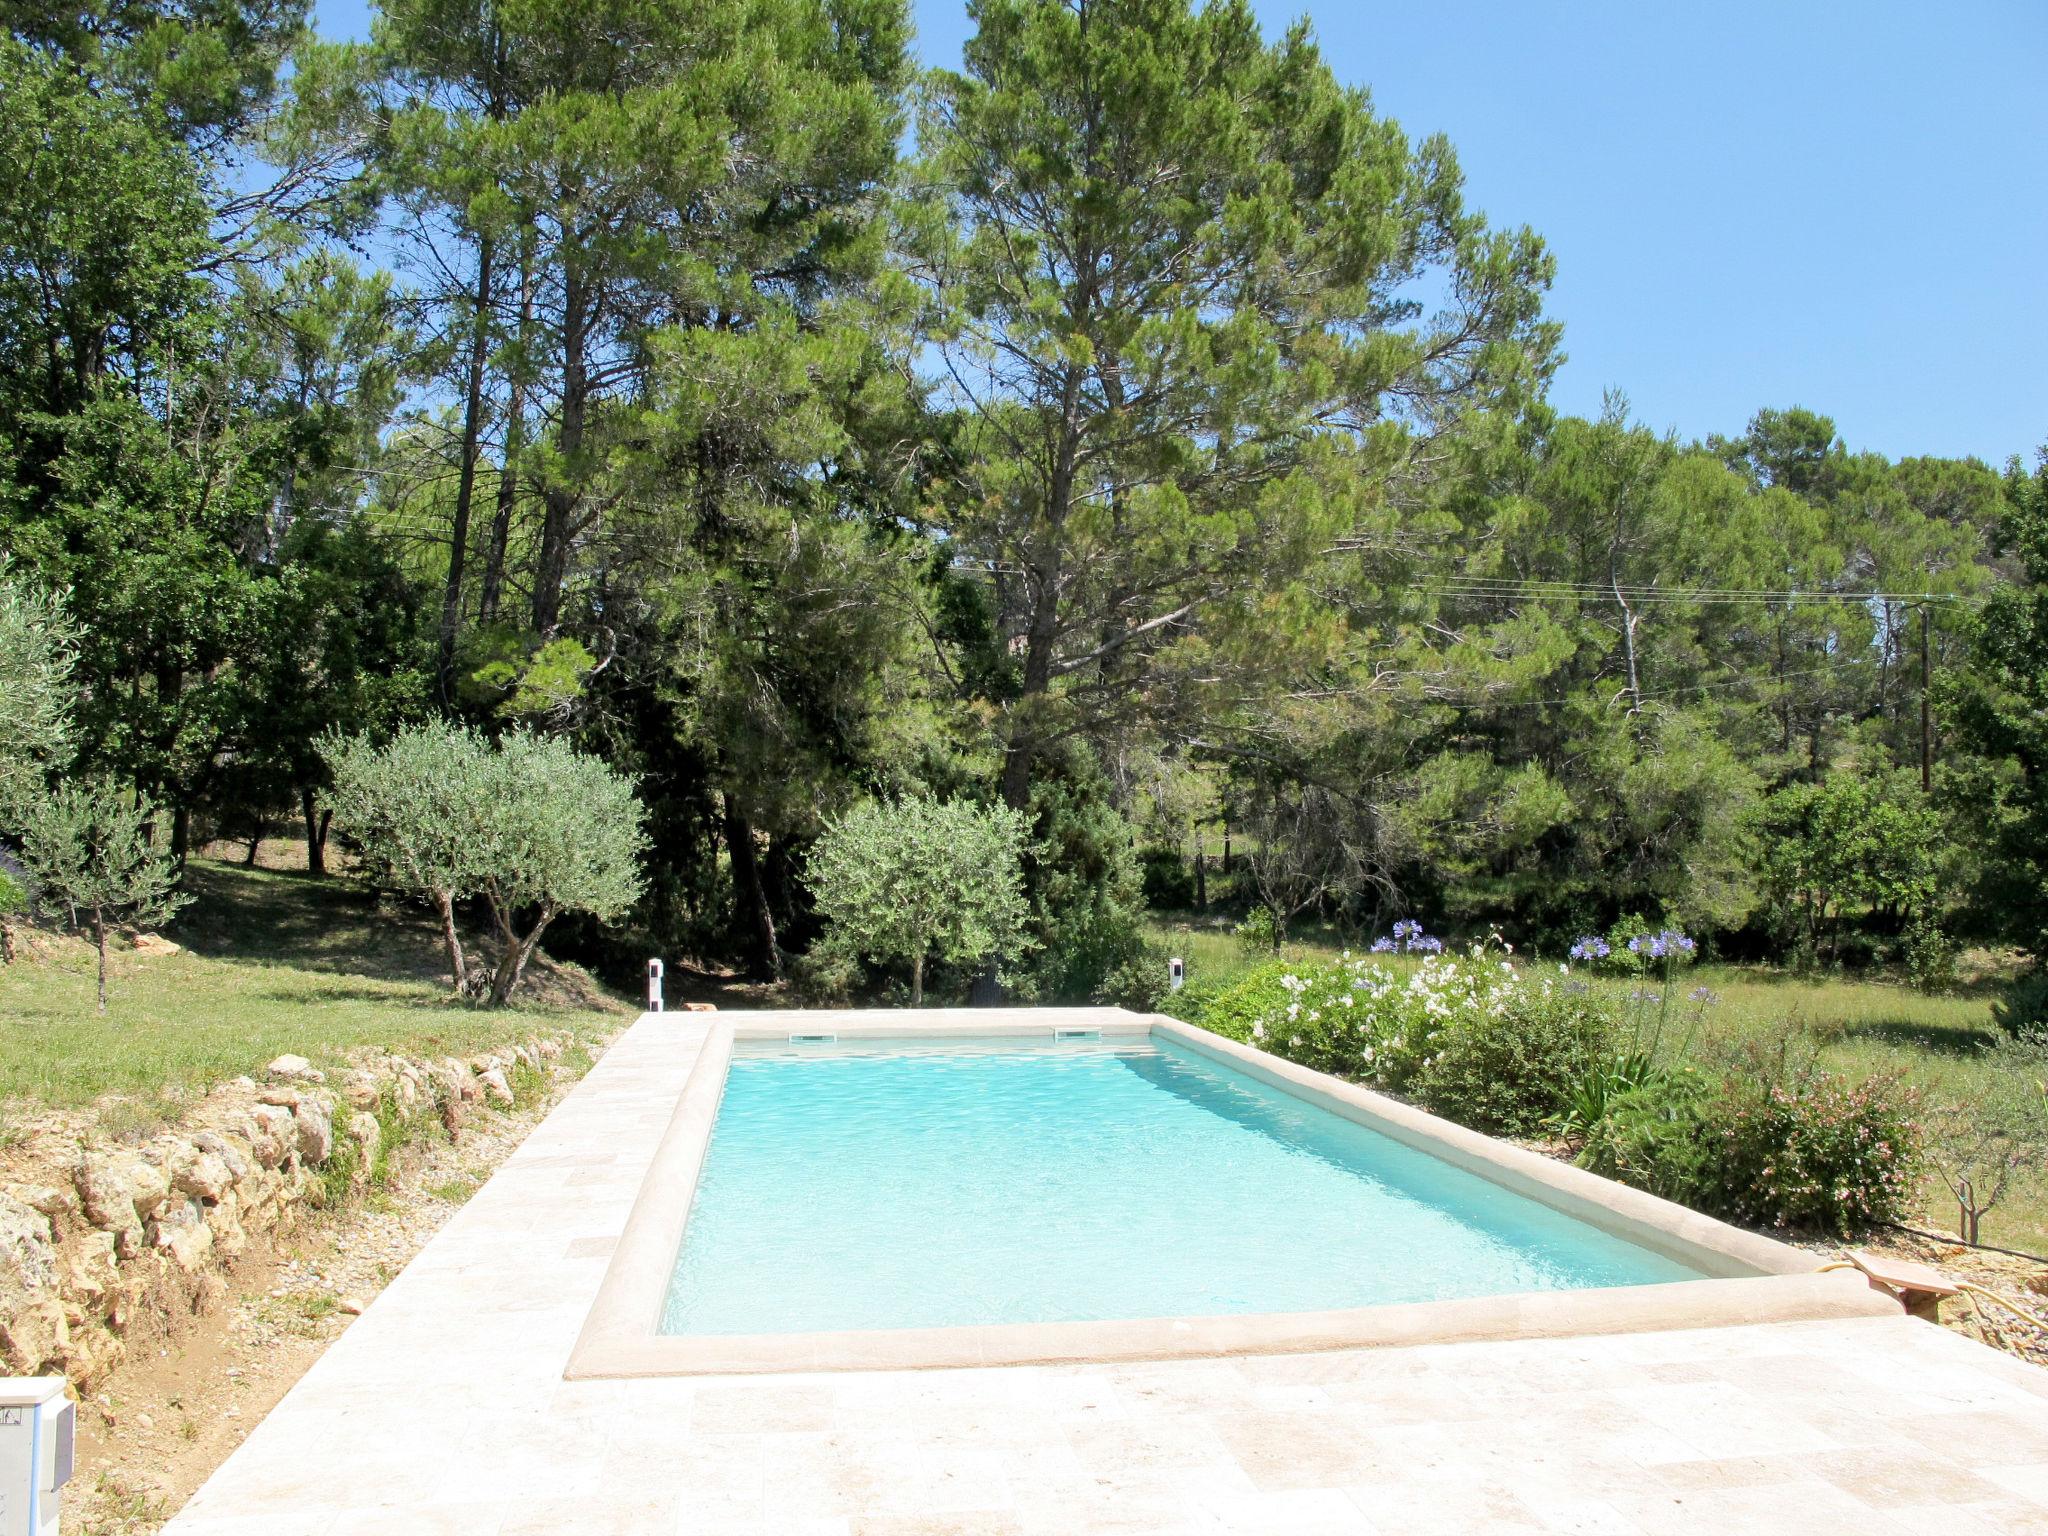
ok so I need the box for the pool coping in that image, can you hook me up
[564,1009,1898,1378]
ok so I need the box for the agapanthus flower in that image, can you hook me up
[1391,918,1422,940]
[1369,936,1397,954]
[1688,985,1718,1005]
[1569,936,1611,961]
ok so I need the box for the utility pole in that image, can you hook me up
[1919,601,1934,794]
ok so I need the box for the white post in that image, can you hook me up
[1168,956,1185,992]
[0,1377,72,1536]
[645,957,665,1014]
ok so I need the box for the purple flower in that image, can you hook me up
[1626,935,1644,954]
[1689,986,1718,1005]
[1369,936,1397,954]
[1411,936,1444,954]
[1391,919,1422,940]
[1569,936,1610,961]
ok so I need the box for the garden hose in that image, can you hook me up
[1818,1258,2048,1336]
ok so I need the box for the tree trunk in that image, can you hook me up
[171,803,191,866]
[488,902,555,1005]
[724,799,781,981]
[1193,820,1207,908]
[2,917,15,965]
[480,257,533,627]
[910,952,925,1008]
[438,235,495,699]
[532,266,587,637]
[92,906,108,1014]
[243,820,264,867]
[302,787,329,877]
[435,889,469,997]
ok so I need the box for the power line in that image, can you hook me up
[1415,578,1981,609]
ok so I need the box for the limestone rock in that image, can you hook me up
[150,1201,214,1274]
[17,1184,75,1222]
[194,1131,250,1183]
[247,1105,296,1169]
[292,1096,334,1166]
[347,1112,380,1180]
[74,1152,169,1233]
[478,1067,514,1107]
[171,1146,234,1204]
[60,1229,117,1308]
[340,1069,381,1111]
[265,1054,317,1082]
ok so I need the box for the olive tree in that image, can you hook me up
[805,797,1030,1006]
[16,777,188,1011]
[1925,1035,2048,1246]
[324,722,648,1004]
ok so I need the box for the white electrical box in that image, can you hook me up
[646,957,665,1013]
[0,1379,71,1536]
[1168,956,1185,991]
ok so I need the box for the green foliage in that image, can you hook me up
[1017,755,1151,1004]
[1753,769,1939,966]
[1901,913,1960,995]
[1411,988,1614,1138]
[0,560,74,818]
[323,722,649,1004]
[1576,1038,1922,1236]
[1190,960,1292,1040]
[805,796,1030,1005]
[1691,1053,1921,1235]
[1992,972,2048,1041]
[1944,450,2048,955]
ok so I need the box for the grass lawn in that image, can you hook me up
[1144,914,2047,1256]
[0,860,628,1117]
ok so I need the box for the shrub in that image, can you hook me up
[1902,914,1960,995]
[1992,972,2048,1040]
[1097,937,1169,1012]
[1574,1072,1715,1201]
[1413,987,1615,1137]
[1137,847,1196,909]
[1692,1064,1921,1235]
[1193,960,1296,1043]
[1232,907,1279,955]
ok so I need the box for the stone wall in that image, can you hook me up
[0,1036,579,1389]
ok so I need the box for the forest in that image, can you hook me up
[4,0,2047,1013]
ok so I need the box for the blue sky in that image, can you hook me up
[315,0,2047,464]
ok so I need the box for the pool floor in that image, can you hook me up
[660,1037,1702,1336]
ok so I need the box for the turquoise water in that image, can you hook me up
[660,1037,1703,1336]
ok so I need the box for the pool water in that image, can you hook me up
[660,1037,1703,1336]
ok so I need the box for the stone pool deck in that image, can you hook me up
[163,1010,2048,1536]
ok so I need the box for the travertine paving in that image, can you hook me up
[163,1012,2048,1535]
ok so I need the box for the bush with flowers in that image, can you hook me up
[1193,919,1922,1236]
[1197,926,1610,1120]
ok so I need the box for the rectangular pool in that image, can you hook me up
[567,1011,1890,1377]
[662,1036,1699,1337]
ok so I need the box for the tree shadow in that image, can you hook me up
[1841,1018,1999,1057]
[168,861,446,976]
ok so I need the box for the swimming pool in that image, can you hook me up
[567,1010,1892,1376]
[662,1036,1700,1336]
